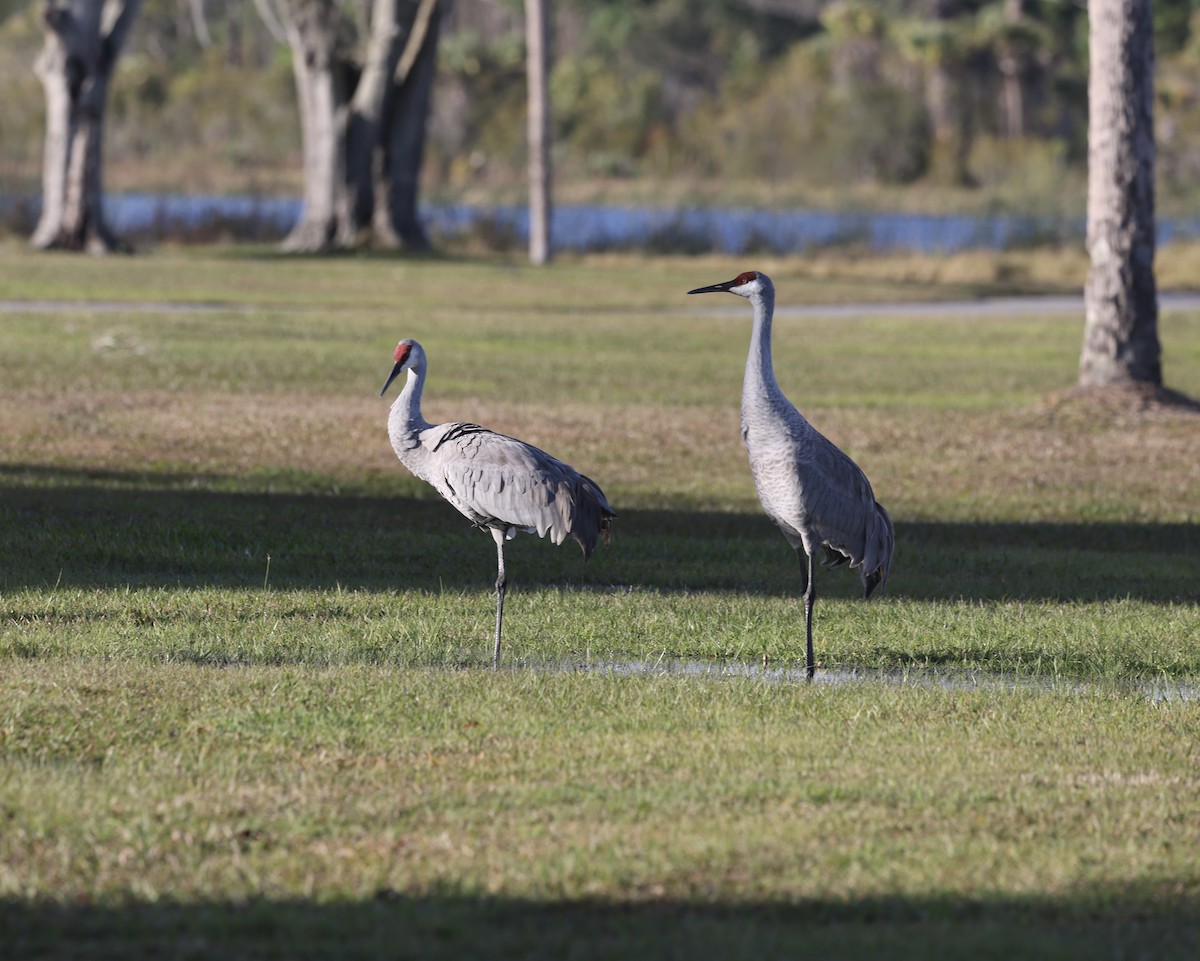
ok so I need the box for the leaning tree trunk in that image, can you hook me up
[374,0,439,250]
[280,0,439,253]
[343,0,403,248]
[32,0,142,253]
[1080,0,1161,388]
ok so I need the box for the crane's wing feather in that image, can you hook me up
[793,426,893,590]
[424,423,613,556]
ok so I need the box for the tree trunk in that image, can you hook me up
[32,0,142,253]
[280,0,344,252]
[913,2,971,187]
[375,0,439,250]
[342,0,399,248]
[525,0,551,265]
[280,0,439,253]
[1080,0,1161,388]
[998,0,1024,140]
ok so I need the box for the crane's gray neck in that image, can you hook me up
[388,364,431,451]
[743,286,785,404]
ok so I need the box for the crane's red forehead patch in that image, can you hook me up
[394,342,411,363]
[733,271,758,286]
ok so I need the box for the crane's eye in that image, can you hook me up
[733,271,758,286]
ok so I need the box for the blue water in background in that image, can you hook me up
[9,191,1200,253]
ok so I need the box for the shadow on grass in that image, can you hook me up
[3,887,1199,961]
[1,465,1196,603]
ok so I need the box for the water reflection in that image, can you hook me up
[536,655,1199,702]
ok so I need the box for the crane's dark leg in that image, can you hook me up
[797,548,816,680]
[492,531,507,669]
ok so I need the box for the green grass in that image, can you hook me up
[4,664,1200,958]
[1,245,1199,958]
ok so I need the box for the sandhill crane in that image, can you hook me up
[687,271,894,678]
[380,339,615,668]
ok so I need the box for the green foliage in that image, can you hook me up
[1155,0,1200,56]
[4,0,1200,210]
[109,48,298,181]
[823,76,931,186]
[1157,17,1200,203]
[679,29,931,188]
[551,56,669,177]
[572,0,816,75]
[428,29,527,186]
[0,0,32,26]
[0,1,42,187]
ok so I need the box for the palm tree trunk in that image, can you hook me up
[1080,0,1161,388]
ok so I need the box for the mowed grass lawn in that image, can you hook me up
[1,245,1199,958]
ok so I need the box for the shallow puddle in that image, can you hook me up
[526,656,1199,703]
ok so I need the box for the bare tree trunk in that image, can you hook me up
[525,0,551,265]
[279,0,438,253]
[374,0,439,250]
[32,0,142,253]
[280,0,344,252]
[251,0,288,43]
[1080,0,1161,388]
[998,0,1024,139]
[189,0,212,48]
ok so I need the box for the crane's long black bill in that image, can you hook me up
[379,362,404,397]
[687,279,738,295]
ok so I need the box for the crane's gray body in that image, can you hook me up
[388,414,612,559]
[739,278,892,592]
[382,339,613,666]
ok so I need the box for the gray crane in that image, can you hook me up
[380,338,615,668]
[687,271,894,678]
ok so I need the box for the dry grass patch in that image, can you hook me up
[4,378,1198,521]
[0,389,392,486]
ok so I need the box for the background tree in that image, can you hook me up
[279,0,440,252]
[525,0,550,264]
[1079,0,1161,389]
[894,1,979,185]
[31,0,142,252]
[5,0,1200,243]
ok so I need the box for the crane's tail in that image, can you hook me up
[861,500,894,599]
[570,474,616,560]
[821,545,850,569]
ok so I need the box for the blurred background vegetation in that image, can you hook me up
[1,0,1199,218]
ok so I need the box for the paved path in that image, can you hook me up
[3,292,1200,317]
[767,292,1200,319]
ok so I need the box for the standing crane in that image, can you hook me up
[687,271,894,678]
[380,339,615,668]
